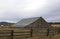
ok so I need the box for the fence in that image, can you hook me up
[0,30,31,39]
[0,28,57,39]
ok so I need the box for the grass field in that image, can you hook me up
[26,34,60,39]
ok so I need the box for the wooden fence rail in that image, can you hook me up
[0,30,31,39]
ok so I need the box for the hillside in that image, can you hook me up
[0,22,14,26]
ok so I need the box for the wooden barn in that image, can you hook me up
[12,17,58,36]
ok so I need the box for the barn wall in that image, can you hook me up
[25,18,58,36]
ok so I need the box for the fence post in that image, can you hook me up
[11,30,13,39]
[47,29,49,36]
[30,27,33,37]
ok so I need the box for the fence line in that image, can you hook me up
[0,28,56,39]
[0,30,31,39]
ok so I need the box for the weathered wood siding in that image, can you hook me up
[25,18,57,36]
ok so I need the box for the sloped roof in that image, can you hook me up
[12,17,40,27]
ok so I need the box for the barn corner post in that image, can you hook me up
[11,30,14,39]
[47,28,49,36]
[30,27,33,37]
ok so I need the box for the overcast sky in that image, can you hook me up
[0,0,60,23]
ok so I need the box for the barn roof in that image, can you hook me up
[12,17,46,27]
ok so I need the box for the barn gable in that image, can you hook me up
[25,17,50,29]
[23,17,56,36]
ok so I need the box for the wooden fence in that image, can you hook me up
[0,28,57,39]
[0,30,31,39]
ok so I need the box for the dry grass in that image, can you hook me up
[27,34,60,39]
[51,34,60,39]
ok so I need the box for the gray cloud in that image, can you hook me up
[0,0,60,23]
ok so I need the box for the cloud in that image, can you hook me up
[0,0,60,23]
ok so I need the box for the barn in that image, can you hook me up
[12,17,58,36]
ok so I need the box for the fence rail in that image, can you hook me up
[0,30,31,39]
